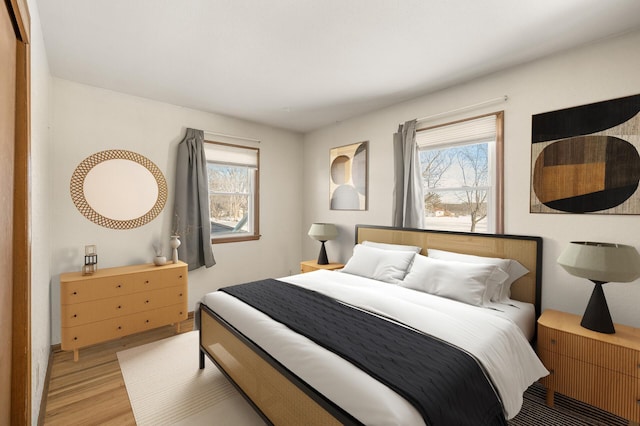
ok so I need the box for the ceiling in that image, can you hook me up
[37,0,640,133]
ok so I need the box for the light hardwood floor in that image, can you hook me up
[43,317,194,425]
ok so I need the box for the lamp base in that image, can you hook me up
[317,241,329,265]
[581,280,615,334]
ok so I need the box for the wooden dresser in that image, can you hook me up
[60,261,188,361]
[538,309,640,424]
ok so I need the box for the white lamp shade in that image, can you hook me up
[557,241,640,283]
[308,223,338,241]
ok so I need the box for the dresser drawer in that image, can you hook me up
[132,267,187,293]
[539,348,640,422]
[539,324,640,378]
[61,275,136,304]
[61,303,188,350]
[61,286,187,327]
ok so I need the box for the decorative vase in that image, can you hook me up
[169,235,181,264]
[153,255,167,266]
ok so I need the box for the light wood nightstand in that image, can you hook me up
[300,260,344,273]
[537,309,640,424]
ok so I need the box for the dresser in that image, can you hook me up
[60,261,188,361]
[300,260,344,273]
[537,309,640,424]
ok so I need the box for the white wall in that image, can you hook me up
[302,30,640,328]
[28,0,52,422]
[49,79,304,343]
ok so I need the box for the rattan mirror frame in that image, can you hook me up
[70,149,168,229]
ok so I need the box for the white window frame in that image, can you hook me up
[416,112,504,234]
[204,141,260,243]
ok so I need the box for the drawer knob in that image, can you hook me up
[145,319,150,323]
[550,339,556,345]
[179,293,183,297]
[117,305,122,309]
[118,326,122,330]
[72,291,77,295]
[73,337,78,341]
[145,280,149,284]
[145,300,150,304]
[179,275,183,279]
[116,284,122,288]
[73,314,77,318]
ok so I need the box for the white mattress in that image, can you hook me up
[485,299,536,341]
[201,270,548,425]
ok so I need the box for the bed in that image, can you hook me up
[198,225,548,425]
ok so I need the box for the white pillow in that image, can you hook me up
[341,244,416,284]
[362,241,422,253]
[427,249,529,302]
[401,255,508,306]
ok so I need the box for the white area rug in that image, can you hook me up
[117,331,265,426]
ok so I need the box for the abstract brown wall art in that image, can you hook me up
[330,141,368,210]
[531,94,640,214]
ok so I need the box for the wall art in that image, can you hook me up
[530,94,640,214]
[330,141,368,210]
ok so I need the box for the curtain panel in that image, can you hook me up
[392,120,425,228]
[173,128,216,270]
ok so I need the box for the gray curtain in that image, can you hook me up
[173,128,216,270]
[392,120,425,228]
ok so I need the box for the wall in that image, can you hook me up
[49,79,304,343]
[28,0,52,422]
[302,30,640,328]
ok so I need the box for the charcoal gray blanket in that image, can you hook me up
[221,279,506,426]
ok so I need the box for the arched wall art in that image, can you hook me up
[530,94,640,214]
[70,149,168,229]
[330,141,368,210]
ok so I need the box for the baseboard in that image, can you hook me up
[37,347,54,426]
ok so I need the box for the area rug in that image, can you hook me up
[117,331,264,426]
[119,331,628,425]
[509,381,627,426]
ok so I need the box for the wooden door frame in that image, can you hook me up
[8,0,31,424]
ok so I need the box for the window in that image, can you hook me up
[204,141,260,243]
[416,112,503,233]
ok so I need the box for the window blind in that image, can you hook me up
[416,114,497,148]
[204,142,258,168]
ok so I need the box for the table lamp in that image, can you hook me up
[308,223,338,265]
[557,241,640,334]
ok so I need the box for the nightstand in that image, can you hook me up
[300,260,344,273]
[537,309,640,424]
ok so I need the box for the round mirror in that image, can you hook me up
[70,150,168,229]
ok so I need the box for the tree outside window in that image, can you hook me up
[204,141,260,243]
[417,112,503,233]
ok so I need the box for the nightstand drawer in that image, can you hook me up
[539,349,640,422]
[539,324,640,378]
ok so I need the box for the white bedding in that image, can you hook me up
[202,270,548,425]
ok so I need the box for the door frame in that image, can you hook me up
[8,0,31,424]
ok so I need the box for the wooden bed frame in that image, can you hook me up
[199,225,543,425]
